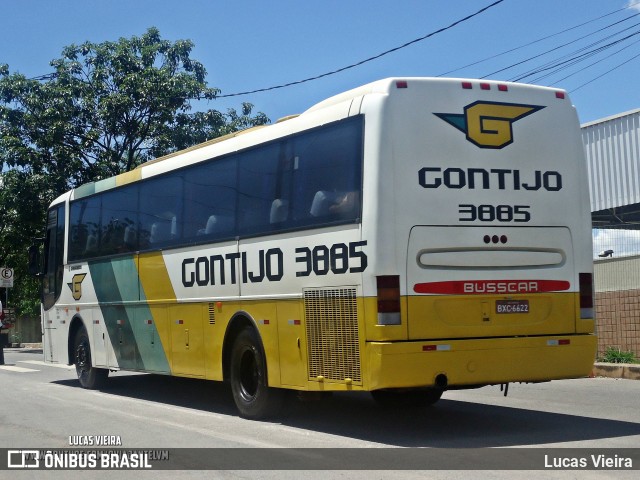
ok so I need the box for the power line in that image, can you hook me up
[550,37,640,85]
[481,14,640,80]
[525,32,640,84]
[215,0,506,98]
[570,50,640,92]
[438,1,640,77]
[511,27,640,83]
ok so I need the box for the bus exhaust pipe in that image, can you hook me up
[435,374,448,389]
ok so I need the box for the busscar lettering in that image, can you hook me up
[181,241,368,287]
[464,281,539,294]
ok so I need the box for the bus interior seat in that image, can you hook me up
[149,217,175,244]
[310,190,340,217]
[270,199,289,224]
[123,226,137,249]
[204,214,234,235]
[85,234,98,254]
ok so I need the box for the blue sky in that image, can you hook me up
[1,0,639,124]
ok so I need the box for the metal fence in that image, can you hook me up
[593,225,640,260]
[592,225,640,358]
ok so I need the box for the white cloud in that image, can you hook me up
[628,1,640,12]
[593,228,640,258]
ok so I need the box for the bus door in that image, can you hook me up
[42,205,65,362]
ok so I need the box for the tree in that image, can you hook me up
[0,27,270,316]
[0,171,51,316]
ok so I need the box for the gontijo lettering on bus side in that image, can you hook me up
[181,241,367,287]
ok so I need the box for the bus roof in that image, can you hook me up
[62,77,569,203]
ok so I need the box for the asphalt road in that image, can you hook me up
[1,348,639,479]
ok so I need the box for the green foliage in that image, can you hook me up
[0,27,270,317]
[599,346,637,364]
[0,170,50,316]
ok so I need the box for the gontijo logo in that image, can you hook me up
[435,101,545,149]
[67,273,86,301]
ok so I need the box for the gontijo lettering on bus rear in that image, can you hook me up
[418,167,562,191]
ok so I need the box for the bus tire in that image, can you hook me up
[230,327,285,419]
[371,388,443,408]
[74,326,108,389]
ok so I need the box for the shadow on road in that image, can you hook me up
[53,372,640,448]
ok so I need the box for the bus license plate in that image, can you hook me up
[496,300,529,314]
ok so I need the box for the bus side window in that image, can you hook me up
[292,117,363,226]
[238,145,280,236]
[140,175,183,249]
[69,197,101,261]
[100,186,138,255]
[184,156,237,242]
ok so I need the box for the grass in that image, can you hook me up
[599,346,638,364]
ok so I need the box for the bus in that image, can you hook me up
[29,77,596,419]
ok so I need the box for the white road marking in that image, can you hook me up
[20,360,75,370]
[0,365,39,373]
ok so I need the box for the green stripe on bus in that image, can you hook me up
[73,182,96,199]
[89,257,170,374]
[94,177,117,193]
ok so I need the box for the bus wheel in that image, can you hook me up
[74,326,108,389]
[230,327,285,419]
[371,388,443,408]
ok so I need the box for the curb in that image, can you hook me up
[591,362,640,380]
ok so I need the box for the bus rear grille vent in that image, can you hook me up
[304,287,361,384]
[208,303,216,325]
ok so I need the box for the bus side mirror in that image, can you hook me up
[28,244,43,277]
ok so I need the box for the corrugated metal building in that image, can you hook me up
[583,109,640,357]
[582,108,640,222]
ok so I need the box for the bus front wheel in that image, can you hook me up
[74,326,108,389]
[230,327,285,419]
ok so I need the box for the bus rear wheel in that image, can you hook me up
[74,326,108,389]
[230,327,285,419]
[371,388,443,408]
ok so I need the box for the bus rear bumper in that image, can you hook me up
[365,334,597,390]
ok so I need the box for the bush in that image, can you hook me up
[599,346,637,364]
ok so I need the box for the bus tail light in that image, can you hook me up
[377,275,401,325]
[579,273,594,319]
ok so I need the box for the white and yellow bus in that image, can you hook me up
[30,78,596,418]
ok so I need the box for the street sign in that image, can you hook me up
[1,268,14,288]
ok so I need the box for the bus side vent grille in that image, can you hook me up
[208,303,215,325]
[304,287,361,384]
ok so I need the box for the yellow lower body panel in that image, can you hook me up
[364,334,597,390]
